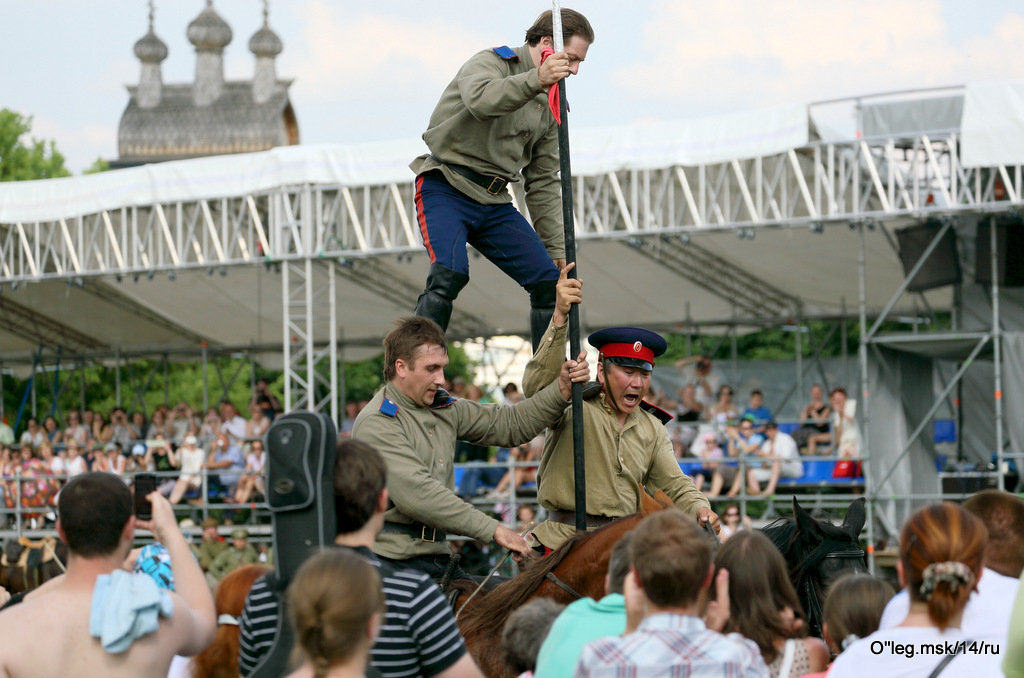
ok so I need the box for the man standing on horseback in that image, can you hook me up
[351,315,589,580]
[525,267,718,551]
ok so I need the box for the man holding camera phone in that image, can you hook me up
[0,472,215,677]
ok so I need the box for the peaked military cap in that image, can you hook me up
[588,326,667,372]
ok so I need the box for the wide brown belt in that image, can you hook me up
[548,509,618,530]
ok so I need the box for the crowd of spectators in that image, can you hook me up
[0,391,284,526]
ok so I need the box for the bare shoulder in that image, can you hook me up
[803,635,831,670]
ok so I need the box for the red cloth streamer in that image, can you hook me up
[539,47,562,125]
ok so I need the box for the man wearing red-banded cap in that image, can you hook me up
[523,265,717,550]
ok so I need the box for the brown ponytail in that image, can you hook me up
[900,503,986,630]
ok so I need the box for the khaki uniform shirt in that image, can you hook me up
[352,379,569,560]
[208,543,258,581]
[194,538,228,571]
[525,321,711,549]
[409,43,564,259]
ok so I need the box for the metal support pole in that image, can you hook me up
[858,222,875,574]
[991,217,1005,489]
[282,261,292,412]
[201,342,209,413]
[114,349,121,409]
[328,263,339,423]
[304,258,315,412]
[795,308,804,401]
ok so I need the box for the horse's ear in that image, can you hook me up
[793,497,823,539]
[653,489,675,510]
[639,485,661,516]
[841,497,867,539]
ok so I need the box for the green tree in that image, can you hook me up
[84,157,109,174]
[0,109,70,181]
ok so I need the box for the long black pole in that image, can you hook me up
[554,78,586,533]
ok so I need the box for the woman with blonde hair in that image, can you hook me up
[287,549,385,678]
[829,502,993,677]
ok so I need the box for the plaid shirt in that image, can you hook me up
[574,613,768,678]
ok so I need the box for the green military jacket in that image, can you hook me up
[352,378,569,560]
[409,43,564,259]
[194,537,228,571]
[208,543,259,581]
[525,320,711,549]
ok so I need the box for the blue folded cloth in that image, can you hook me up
[89,569,174,653]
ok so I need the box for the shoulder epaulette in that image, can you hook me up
[429,387,456,409]
[492,45,519,61]
[581,381,603,401]
[640,400,674,426]
[379,398,399,418]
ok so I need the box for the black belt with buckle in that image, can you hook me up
[431,155,510,195]
[381,521,446,543]
[548,510,618,530]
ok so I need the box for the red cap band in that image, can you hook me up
[599,342,655,365]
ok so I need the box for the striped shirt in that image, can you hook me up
[574,613,768,678]
[238,545,467,677]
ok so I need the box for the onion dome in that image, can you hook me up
[187,1,232,51]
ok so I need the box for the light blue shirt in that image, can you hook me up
[535,593,626,678]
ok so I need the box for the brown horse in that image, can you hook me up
[454,489,675,678]
[0,536,66,594]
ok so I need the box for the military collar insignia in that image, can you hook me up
[639,400,674,425]
[492,45,519,61]
[379,398,399,418]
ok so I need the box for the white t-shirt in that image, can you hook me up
[48,457,66,476]
[178,446,205,484]
[66,455,87,477]
[879,567,1018,646]
[829,625,1001,678]
[761,431,803,477]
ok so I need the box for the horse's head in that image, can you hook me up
[792,496,867,589]
[762,497,867,638]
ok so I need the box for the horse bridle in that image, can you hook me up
[800,547,866,636]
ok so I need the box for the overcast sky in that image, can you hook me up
[4,0,1024,172]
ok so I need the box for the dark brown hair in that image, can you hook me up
[963,489,1024,577]
[630,509,711,608]
[382,316,447,381]
[333,438,387,534]
[191,564,270,678]
[524,8,595,46]
[902,502,987,630]
[822,573,894,653]
[58,472,132,558]
[712,530,807,664]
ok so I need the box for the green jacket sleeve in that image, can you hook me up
[523,319,568,397]
[646,424,711,515]
[1004,571,1024,677]
[457,49,544,120]
[455,380,568,448]
[522,120,565,259]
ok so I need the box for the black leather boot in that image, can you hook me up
[414,263,470,331]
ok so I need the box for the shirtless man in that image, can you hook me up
[0,472,215,678]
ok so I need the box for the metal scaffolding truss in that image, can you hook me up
[281,259,338,420]
[0,132,1021,285]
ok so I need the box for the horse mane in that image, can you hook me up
[455,519,630,645]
